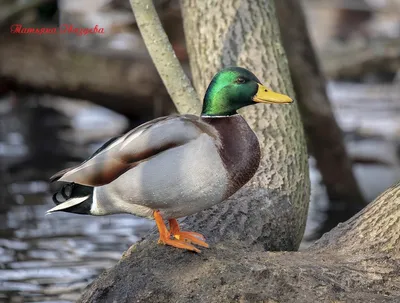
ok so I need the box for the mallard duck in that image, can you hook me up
[48,67,293,252]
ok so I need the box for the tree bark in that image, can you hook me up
[79,182,400,303]
[274,0,366,233]
[181,0,310,250]
[129,0,200,114]
[0,33,175,119]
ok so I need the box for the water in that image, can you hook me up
[0,204,153,302]
[0,96,154,302]
[0,85,399,302]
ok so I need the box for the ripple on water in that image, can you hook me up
[0,98,154,302]
[0,191,154,302]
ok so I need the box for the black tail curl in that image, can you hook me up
[51,182,94,214]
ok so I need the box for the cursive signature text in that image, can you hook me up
[10,24,105,36]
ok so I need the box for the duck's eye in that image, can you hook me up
[236,77,246,84]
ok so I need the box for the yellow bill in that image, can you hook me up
[252,83,293,104]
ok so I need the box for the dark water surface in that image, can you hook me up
[0,97,154,302]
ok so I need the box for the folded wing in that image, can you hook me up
[50,115,219,187]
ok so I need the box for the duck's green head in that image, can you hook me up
[201,67,293,117]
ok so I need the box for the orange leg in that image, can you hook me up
[153,211,200,253]
[168,218,209,248]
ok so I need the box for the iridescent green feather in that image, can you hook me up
[202,67,261,116]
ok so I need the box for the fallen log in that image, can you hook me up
[321,39,400,80]
[0,33,175,118]
[0,0,53,28]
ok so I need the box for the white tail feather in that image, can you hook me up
[46,195,90,214]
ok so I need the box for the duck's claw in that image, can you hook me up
[158,237,201,253]
[169,218,209,248]
[173,231,209,248]
[154,211,205,253]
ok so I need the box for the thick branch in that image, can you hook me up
[313,181,400,255]
[275,0,366,221]
[322,39,400,79]
[79,182,400,302]
[129,0,200,114]
[0,33,175,118]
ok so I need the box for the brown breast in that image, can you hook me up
[201,115,261,198]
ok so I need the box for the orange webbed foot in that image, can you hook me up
[169,219,209,249]
[153,211,203,253]
[157,236,201,253]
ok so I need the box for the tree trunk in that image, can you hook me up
[79,181,400,303]
[180,0,310,250]
[274,0,366,234]
[0,33,175,119]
